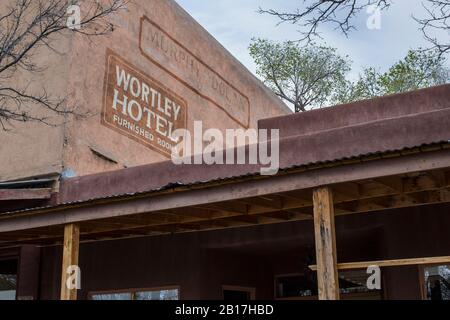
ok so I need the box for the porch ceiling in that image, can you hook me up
[0,148,449,247]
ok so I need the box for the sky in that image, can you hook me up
[175,0,436,80]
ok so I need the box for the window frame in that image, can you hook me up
[274,270,386,300]
[88,285,181,300]
[0,255,20,301]
[419,263,450,300]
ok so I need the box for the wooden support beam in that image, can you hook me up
[200,202,248,214]
[1,150,450,235]
[332,183,360,201]
[309,256,450,271]
[279,191,313,207]
[0,188,52,201]
[426,171,448,188]
[371,177,403,193]
[312,186,340,300]
[236,196,283,210]
[60,224,80,300]
[228,215,260,225]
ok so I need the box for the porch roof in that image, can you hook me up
[0,85,449,245]
[58,84,450,204]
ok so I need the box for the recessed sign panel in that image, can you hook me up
[102,50,187,157]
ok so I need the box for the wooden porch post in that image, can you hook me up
[60,223,80,300]
[313,186,340,300]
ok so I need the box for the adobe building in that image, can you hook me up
[0,0,290,183]
[1,1,450,301]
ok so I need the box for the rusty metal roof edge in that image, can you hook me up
[0,141,449,219]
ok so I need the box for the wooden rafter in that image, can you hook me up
[309,256,450,271]
[1,169,450,246]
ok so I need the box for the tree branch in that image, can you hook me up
[0,0,128,129]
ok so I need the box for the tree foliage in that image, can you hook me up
[335,49,450,104]
[249,38,350,112]
[250,39,449,111]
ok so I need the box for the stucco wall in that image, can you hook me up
[61,0,291,177]
[0,0,290,181]
[0,0,72,181]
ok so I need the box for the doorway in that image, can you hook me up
[222,285,255,300]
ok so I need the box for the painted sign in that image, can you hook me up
[102,50,187,157]
[139,16,250,128]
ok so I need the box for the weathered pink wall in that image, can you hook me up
[62,0,290,177]
[0,0,290,182]
[0,0,72,181]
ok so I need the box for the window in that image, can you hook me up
[91,292,132,300]
[275,270,383,300]
[90,287,179,300]
[134,289,179,300]
[338,269,383,300]
[222,286,255,300]
[0,259,18,301]
[422,264,450,300]
[275,273,317,299]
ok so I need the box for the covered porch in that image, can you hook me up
[1,85,450,300]
[1,145,450,300]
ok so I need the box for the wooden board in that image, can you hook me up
[309,256,450,271]
[60,224,80,300]
[0,188,52,200]
[313,186,340,300]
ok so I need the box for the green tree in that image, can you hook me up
[335,49,450,104]
[249,39,350,112]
